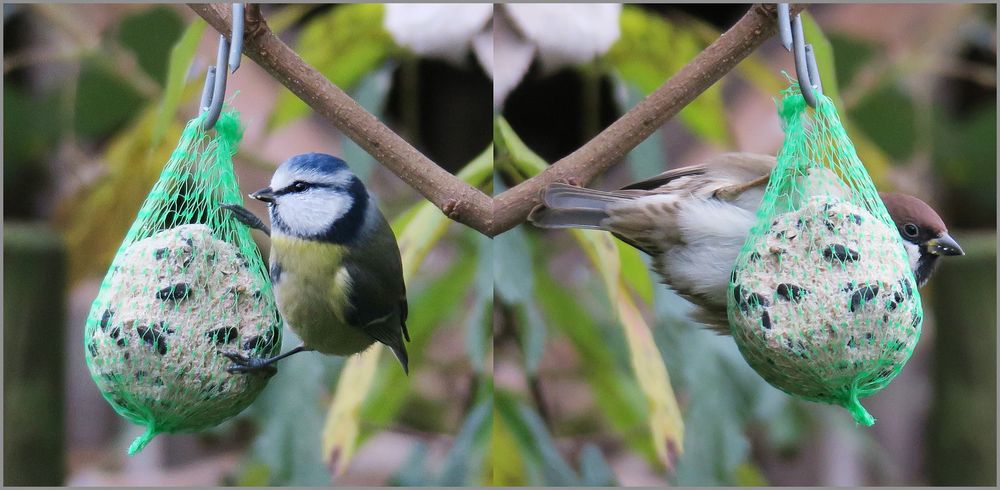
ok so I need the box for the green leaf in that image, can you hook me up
[492,403,527,485]
[152,18,207,147]
[74,55,145,138]
[606,6,731,146]
[650,288,791,485]
[359,236,478,429]
[466,233,493,374]
[495,116,549,179]
[494,224,534,304]
[495,390,580,486]
[612,77,671,180]
[847,81,917,161]
[270,4,395,129]
[389,441,432,486]
[534,268,654,462]
[513,302,547,376]
[3,85,60,201]
[437,399,492,485]
[828,34,877,91]
[245,328,344,486]
[617,239,654,305]
[117,6,184,84]
[579,443,617,486]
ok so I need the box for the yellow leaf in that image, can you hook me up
[617,287,684,467]
[320,146,492,472]
[570,229,684,468]
[56,94,194,284]
[321,348,382,475]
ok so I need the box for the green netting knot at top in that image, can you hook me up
[727,83,923,426]
[83,108,282,454]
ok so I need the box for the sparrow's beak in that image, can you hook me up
[250,186,276,203]
[927,233,965,256]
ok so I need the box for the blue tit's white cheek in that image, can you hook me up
[273,190,353,237]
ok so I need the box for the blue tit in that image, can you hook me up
[221,153,410,375]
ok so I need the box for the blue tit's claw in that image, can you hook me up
[221,350,277,377]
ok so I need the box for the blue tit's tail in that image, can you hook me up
[365,311,410,374]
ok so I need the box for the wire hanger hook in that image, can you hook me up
[201,4,245,130]
[777,4,823,108]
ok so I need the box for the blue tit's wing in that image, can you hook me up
[341,208,410,372]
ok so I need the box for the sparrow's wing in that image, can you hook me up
[620,165,709,191]
[620,153,776,196]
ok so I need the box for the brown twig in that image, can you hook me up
[189,3,494,234]
[490,4,801,236]
[191,4,799,237]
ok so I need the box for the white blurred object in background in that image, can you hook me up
[383,4,493,64]
[384,4,622,108]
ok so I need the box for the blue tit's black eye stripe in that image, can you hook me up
[318,176,368,244]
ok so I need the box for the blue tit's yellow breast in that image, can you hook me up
[268,234,373,354]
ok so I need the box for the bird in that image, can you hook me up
[528,152,964,334]
[220,153,410,375]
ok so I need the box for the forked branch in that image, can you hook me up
[191,4,799,237]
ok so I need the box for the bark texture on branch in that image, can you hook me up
[191,4,796,237]
[189,3,494,234]
[491,4,800,236]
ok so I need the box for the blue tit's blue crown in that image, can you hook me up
[284,153,351,176]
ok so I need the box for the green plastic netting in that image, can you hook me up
[727,84,923,426]
[83,109,282,454]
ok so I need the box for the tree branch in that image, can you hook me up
[189,3,494,234]
[192,4,799,237]
[491,4,802,236]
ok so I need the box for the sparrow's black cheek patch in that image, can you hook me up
[849,284,879,312]
[776,283,810,302]
[823,244,860,263]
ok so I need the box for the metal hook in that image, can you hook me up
[201,3,245,130]
[777,4,823,108]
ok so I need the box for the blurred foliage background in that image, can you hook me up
[3,3,996,487]
[494,2,996,487]
[5,3,491,485]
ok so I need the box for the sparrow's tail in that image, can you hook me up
[528,183,630,229]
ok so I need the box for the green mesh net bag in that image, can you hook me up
[83,109,282,454]
[727,84,923,426]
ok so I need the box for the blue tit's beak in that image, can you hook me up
[927,232,964,256]
[250,186,276,203]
